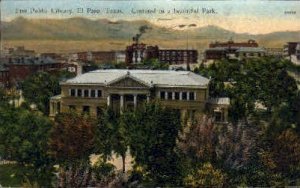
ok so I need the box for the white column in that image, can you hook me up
[147,94,150,103]
[133,94,137,110]
[187,92,190,100]
[120,94,124,113]
[107,95,111,107]
[179,92,182,100]
[50,102,54,116]
[165,92,168,100]
[54,102,57,114]
[88,89,91,97]
[172,92,175,100]
[75,89,78,97]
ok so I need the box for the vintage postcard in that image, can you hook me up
[0,0,299,187]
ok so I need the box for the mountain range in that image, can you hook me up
[1,17,299,48]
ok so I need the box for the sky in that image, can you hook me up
[1,0,300,34]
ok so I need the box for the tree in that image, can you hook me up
[268,129,300,183]
[92,157,116,187]
[141,58,169,70]
[127,102,183,186]
[0,107,53,186]
[184,162,226,187]
[0,87,9,106]
[49,112,96,163]
[21,71,75,115]
[48,112,96,187]
[178,115,216,163]
[95,109,131,173]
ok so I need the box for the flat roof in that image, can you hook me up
[236,47,265,52]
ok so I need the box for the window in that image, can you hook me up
[70,89,75,96]
[175,92,180,100]
[97,90,102,97]
[83,106,90,114]
[160,91,165,100]
[84,90,89,97]
[168,92,172,100]
[57,102,61,113]
[91,90,96,98]
[77,89,82,97]
[69,105,76,110]
[214,112,222,122]
[189,92,195,101]
[96,107,103,117]
[182,92,187,100]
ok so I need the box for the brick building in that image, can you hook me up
[6,57,77,86]
[209,39,258,48]
[75,51,121,64]
[0,65,9,87]
[204,39,265,61]
[8,46,35,58]
[125,43,147,64]
[125,43,198,66]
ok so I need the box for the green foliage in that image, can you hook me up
[0,107,53,186]
[0,164,52,187]
[21,71,75,115]
[197,57,298,122]
[96,102,182,186]
[92,158,116,184]
[140,58,169,70]
[126,102,183,186]
[0,164,26,187]
[0,87,9,106]
[95,109,118,158]
[184,162,226,187]
[96,109,130,172]
[266,129,300,183]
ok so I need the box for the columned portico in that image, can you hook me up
[107,95,111,106]
[120,94,124,113]
[133,94,137,110]
[107,92,150,113]
[54,69,215,122]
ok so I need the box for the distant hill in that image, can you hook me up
[1,17,299,47]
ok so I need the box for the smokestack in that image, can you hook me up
[133,25,151,44]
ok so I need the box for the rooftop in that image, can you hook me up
[0,64,8,71]
[10,57,57,65]
[207,97,230,105]
[63,69,210,88]
[236,47,265,52]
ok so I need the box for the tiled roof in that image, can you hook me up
[63,69,210,88]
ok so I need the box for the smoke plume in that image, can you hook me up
[133,25,152,43]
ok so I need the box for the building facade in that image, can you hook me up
[75,51,123,64]
[209,39,259,48]
[49,69,230,121]
[125,43,198,66]
[204,40,265,61]
[0,65,9,87]
[3,57,77,86]
[284,42,300,56]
